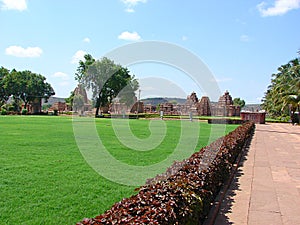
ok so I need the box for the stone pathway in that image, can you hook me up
[214,123,300,225]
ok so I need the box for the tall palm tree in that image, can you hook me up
[262,57,300,119]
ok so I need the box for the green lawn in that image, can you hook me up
[0,116,238,224]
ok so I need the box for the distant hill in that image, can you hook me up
[242,104,262,112]
[141,97,186,105]
[42,97,66,105]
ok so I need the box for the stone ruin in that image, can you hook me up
[74,84,92,112]
[156,91,240,117]
[198,96,211,116]
[211,91,241,117]
[67,88,240,117]
[159,102,174,115]
[130,102,144,113]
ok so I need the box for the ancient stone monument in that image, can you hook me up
[211,91,240,117]
[159,102,174,115]
[198,96,211,116]
[74,84,92,112]
[130,102,144,113]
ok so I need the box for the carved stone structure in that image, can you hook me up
[73,84,92,112]
[159,102,174,115]
[94,90,240,117]
[178,91,240,117]
[130,102,144,113]
[198,96,211,116]
[52,102,67,112]
[211,91,240,117]
[144,104,156,113]
[180,92,199,114]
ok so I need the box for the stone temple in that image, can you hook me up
[157,91,240,117]
[210,91,241,117]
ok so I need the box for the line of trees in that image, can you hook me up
[75,54,139,117]
[0,66,55,113]
[262,53,300,120]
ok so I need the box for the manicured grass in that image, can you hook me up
[0,116,238,224]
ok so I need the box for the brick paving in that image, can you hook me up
[214,123,300,225]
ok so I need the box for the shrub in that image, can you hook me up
[53,109,58,116]
[21,109,28,115]
[1,109,7,115]
[77,122,255,225]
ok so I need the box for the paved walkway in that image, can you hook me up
[214,123,300,225]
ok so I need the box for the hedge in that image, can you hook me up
[77,122,255,225]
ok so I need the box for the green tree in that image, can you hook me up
[0,67,10,106]
[65,91,75,111]
[117,78,139,107]
[262,57,300,118]
[75,55,139,117]
[233,98,245,108]
[3,69,55,111]
[75,54,95,83]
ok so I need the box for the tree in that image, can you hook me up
[0,67,10,106]
[262,57,300,118]
[117,78,139,107]
[75,55,139,117]
[65,91,75,111]
[2,68,55,112]
[233,98,245,108]
[75,54,95,83]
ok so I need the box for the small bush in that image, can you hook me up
[1,109,7,115]
[21,109,28,115]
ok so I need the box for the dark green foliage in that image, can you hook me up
[21,109,28,115]
[0,66,55,112]
[262,57,300,118]
[0,67,10,106]
[233,97,245,108]
[53,109,58,116]
[65,91,75,110]
[75,55,139,117]
[1,108,7,115]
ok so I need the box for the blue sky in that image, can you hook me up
[0,0,299,103]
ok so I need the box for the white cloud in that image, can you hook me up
[1,0,27,11]
[240,34,250,42]
[5,45,43,57]
[53,72,69,81]
[71,50,87,64]
[83,37,90,43]
[118,31,141,41]
[257,0,300,17]
[121,0,147,13]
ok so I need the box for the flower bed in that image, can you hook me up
[77,122,255,225]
